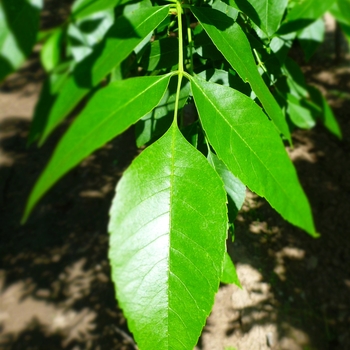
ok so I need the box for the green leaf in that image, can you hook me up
[279,0,336,34]
[72,0,120,20]
[0,0,41,81]
[307,85,342,138]
[108,122,228,349]
[191,6,291,143]
[141,37,179,71]
[67,6,115,62]
[221,252,242,287]
[36,5,170,144]
[297,18,325,61]
[23,74,171,222]
[234,0,288,37]
[191,76,317,236]
[330,0,350,26]
[40,28,63,72]
[287,93,316,129]
[208,152,246,216]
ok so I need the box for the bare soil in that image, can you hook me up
[1,10,350,350]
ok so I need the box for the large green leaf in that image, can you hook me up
[0,0,42,81]
[35,5,169,144]
[108,122,228,350]
[191,76,317,236]
[192,6,291,143]
[233,0,288,37]
[23,74,171,222]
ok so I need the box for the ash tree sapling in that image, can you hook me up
[1,0,345,348]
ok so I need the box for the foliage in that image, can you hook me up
[1,0,346,348]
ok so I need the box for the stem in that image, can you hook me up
[186,13,194,75]
[174,1,184,125]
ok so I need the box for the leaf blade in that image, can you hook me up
[109,122,228,349]
[191,77,317,236]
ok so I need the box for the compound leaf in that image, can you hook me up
[191,76,317,236]
[35,5,169,144]
[23,74,171,221]
[109,122,228,349]
[192,6,291,143]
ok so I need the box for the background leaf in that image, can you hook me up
[221,252,242,287]
[297,18,325,61]
[234,0,288,37]
[279,0,336,34]
[23,74,171,221]
[34,5,170,144]
[192,6,291,142]
[109,122,228,349]
[191,77,317,236]
[0,0,42,81]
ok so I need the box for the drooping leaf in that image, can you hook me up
[108,122,228,350]
[0,0,42,81]
[221,252,242,287]
[307,85,342,138]
[35,5,169,144]
[23,74,171,221]
[278,0,336,34]
[234,0,288,37]
[297,18,325,61]
[192,6,291,143]
[191,76,317,236]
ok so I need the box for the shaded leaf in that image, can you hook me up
[234,0,288,37]
[279,0,336,34]
[191,76,317,236]
[192,6,291,142]
[23,74,171,221]
[141,37,179,71]
[208,151,246,216]
[0,0,42,81]
[109,122,228,349]
[307,85,342,138]
[297,18,325,61]
[35,5,169,144]
[287,93,316,129]
[135,78,190,147]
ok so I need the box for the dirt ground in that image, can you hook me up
[1,8,350,350]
